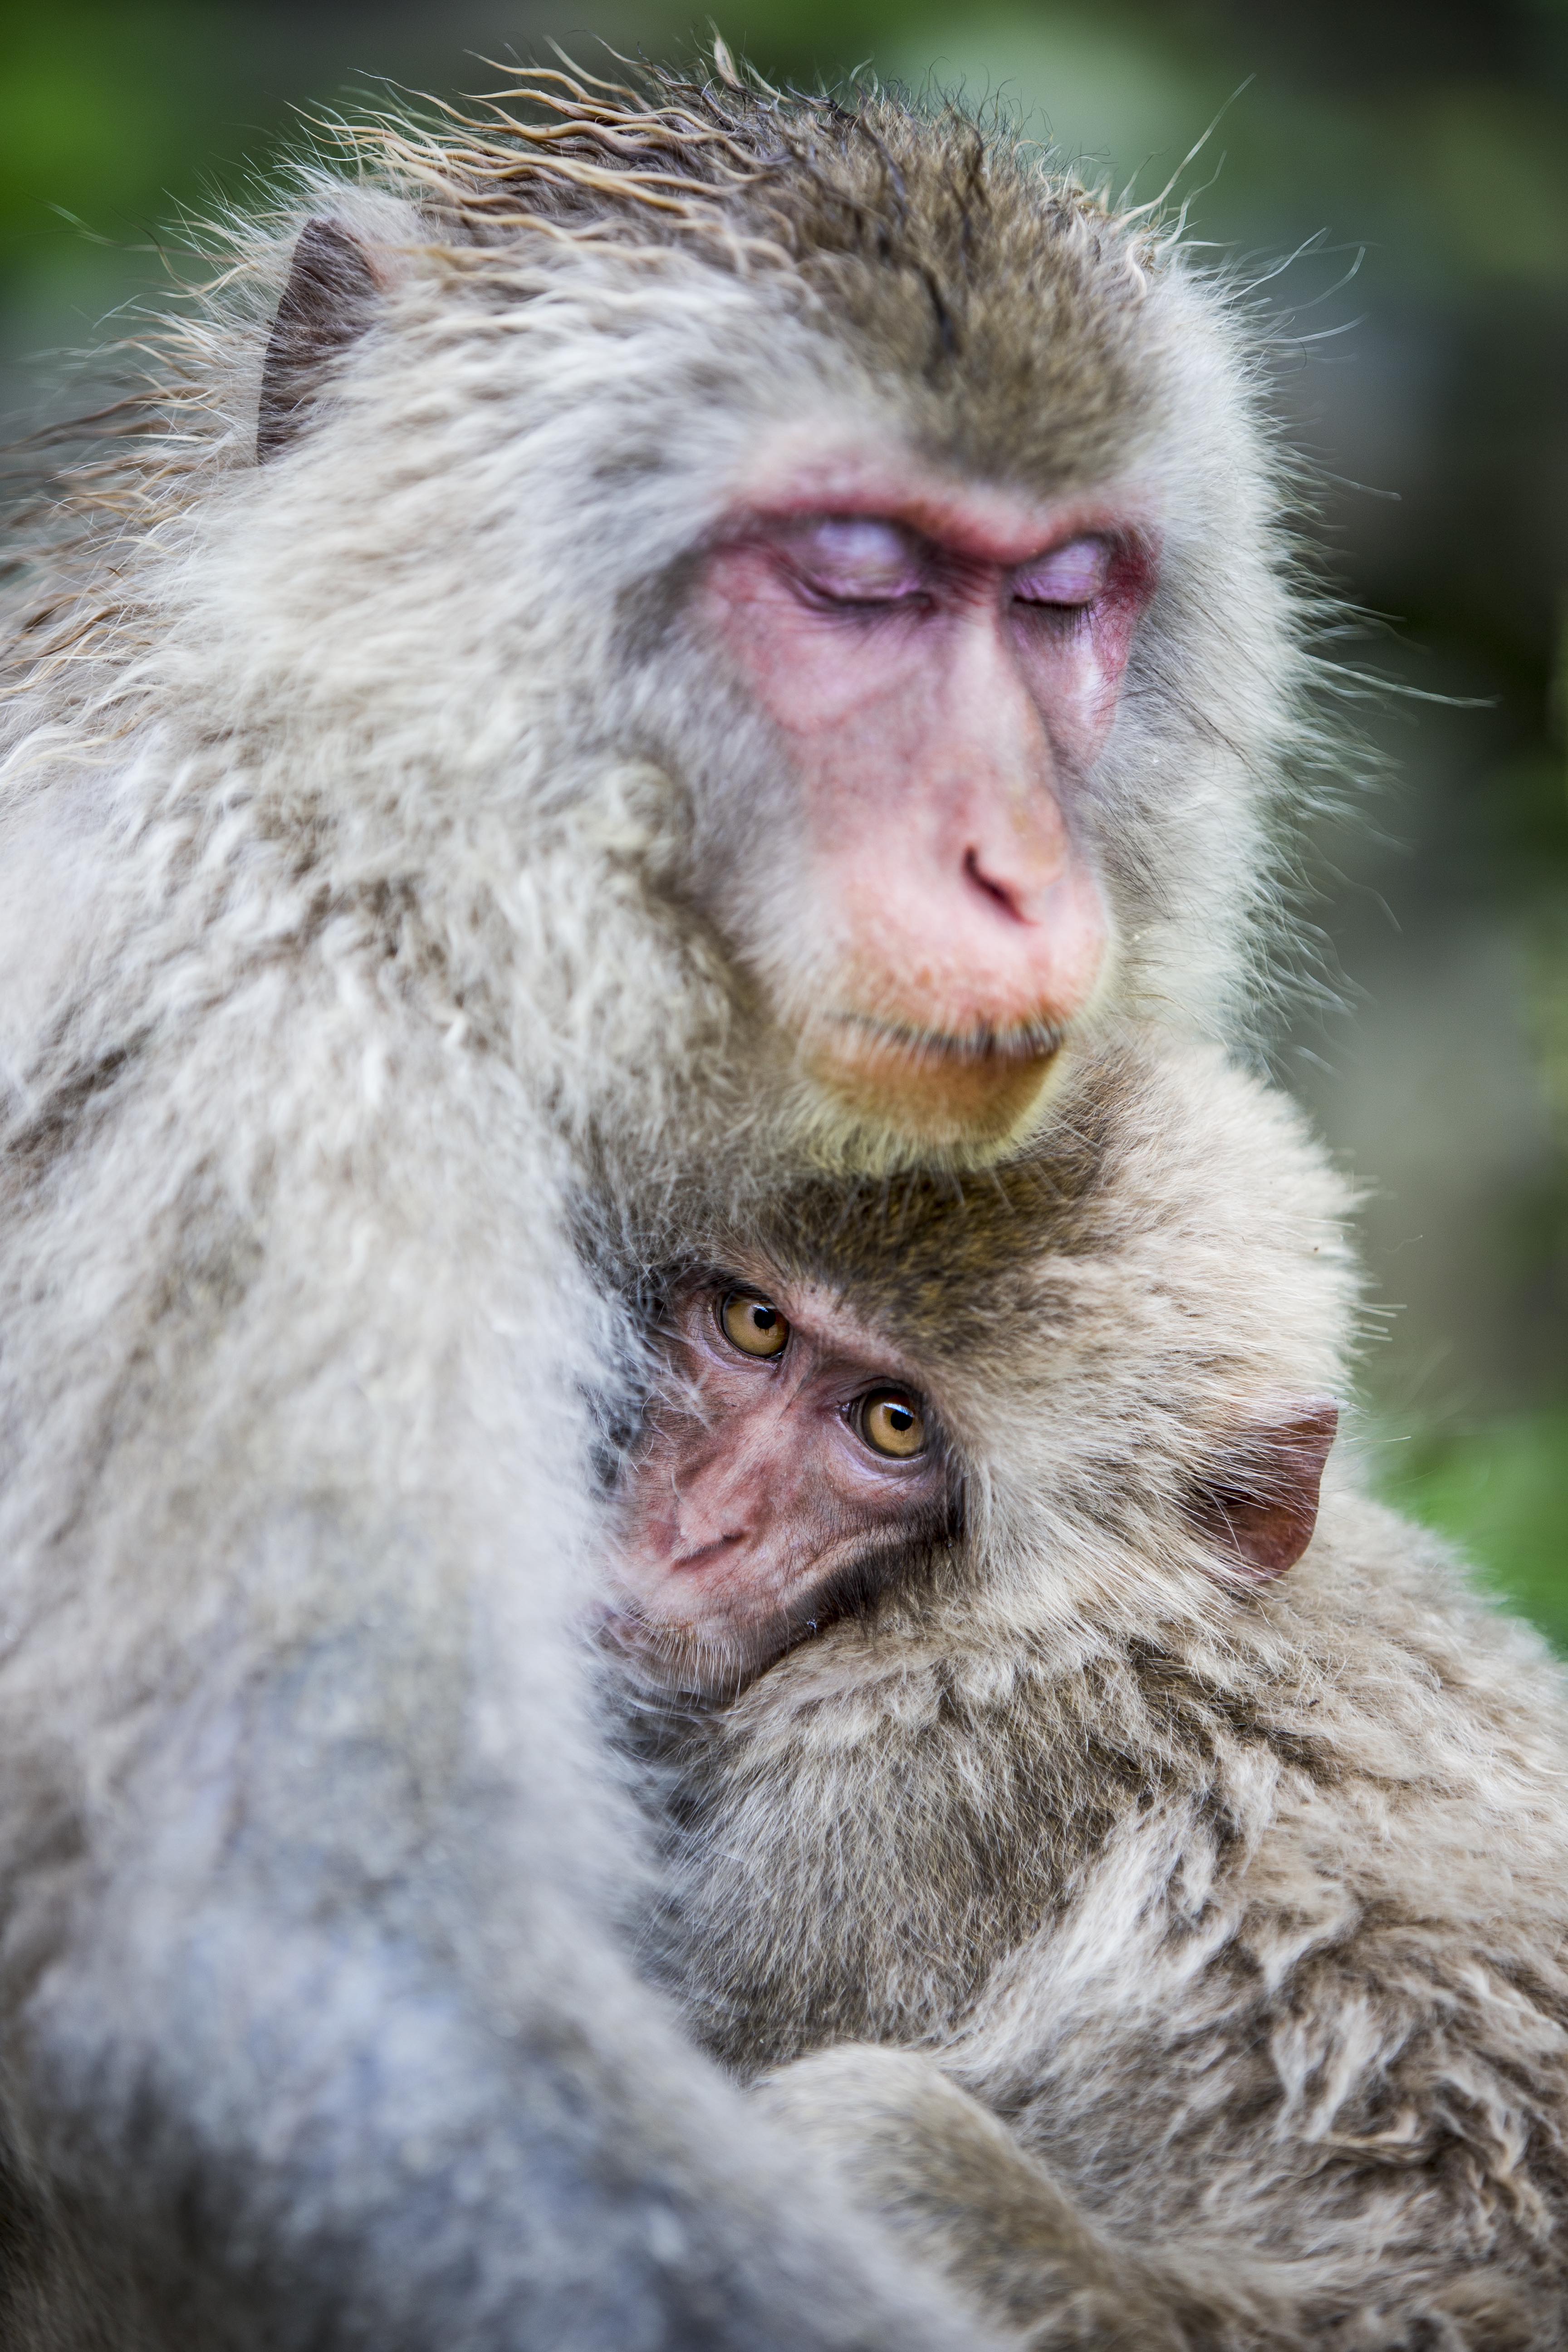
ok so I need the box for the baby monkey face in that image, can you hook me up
[608,1273,958,1691]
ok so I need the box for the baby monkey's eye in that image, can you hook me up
[719,1289,789,1358]
[856,1389,927,1459]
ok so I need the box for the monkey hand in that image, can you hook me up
[754,2045,1194,2350]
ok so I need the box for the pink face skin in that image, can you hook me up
[698,458,1156,1145]
[608,1273,955,1690]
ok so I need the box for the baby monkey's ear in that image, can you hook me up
[1188,1399,1339,1581]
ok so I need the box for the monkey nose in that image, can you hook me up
[963,845,1036,923]
[670,1527,750,1574]
[957,776,1075,920]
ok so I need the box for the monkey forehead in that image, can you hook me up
[430,96,1189,517]
[739,1086,1107,1330]
[712,431,1158,570]
[719,107,1177,492]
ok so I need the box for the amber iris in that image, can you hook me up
[720,1290,789,1358]
[858,1389,926,1458]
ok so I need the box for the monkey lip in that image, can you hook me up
[830,1011,1066,1068]
[805,1009,1068,1151]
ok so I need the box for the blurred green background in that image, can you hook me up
[4,1,1566,1633]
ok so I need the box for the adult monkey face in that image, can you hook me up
[695,455,1154,1153]
[240,110,1256,1188]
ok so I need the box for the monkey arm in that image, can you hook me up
[6,1543,1001,2352]
[756,2041,1549,2352]
[0,956,998,2350]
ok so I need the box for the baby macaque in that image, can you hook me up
[611,1261,1333,1700]
[609,1039,1568,2351]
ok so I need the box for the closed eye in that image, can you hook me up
[1010,535,1110,608]
[784,516,928,608]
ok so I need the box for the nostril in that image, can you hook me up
[964,847,1026,922]
[672,1529,748,1573]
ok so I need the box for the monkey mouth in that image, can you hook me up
[828,1010,1067,1073]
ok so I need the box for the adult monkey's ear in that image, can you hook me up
[257,217,383,464]
[1188,1399,1339,1581]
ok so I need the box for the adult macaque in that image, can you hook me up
[625,1042,1568,2348]
[0,45,1341,2350]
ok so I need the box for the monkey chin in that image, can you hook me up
[802,1018,1067,1170]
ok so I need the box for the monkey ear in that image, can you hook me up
[257,217,383,465]
[1187,1399,1339,1582]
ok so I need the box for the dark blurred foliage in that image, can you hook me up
[2,0,1566,1632]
